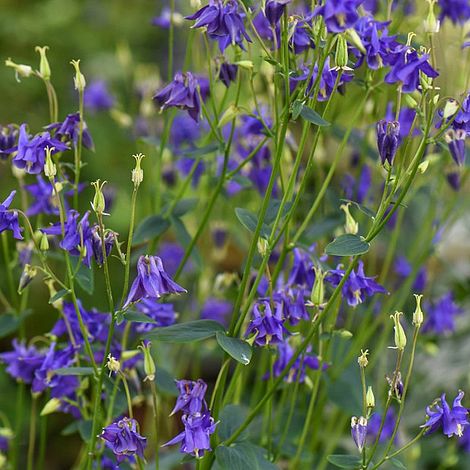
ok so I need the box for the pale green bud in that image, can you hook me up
[443,99,459,119]
[334,35,349,69]
[311,267,326,306]
[40,397,62,416]
[131,153,145,188]
[235,60,254,70]
[424,0,440,33]
[46,280,63,309]
[257,238,269,257]
[418,160,429,174]
[91,180,107,215]
[106,354,121,375]
[412,294,424,327]
[40,233,50,251]
[18,264,37,293]
[5,58,33,81]
[340,203,358,235]
[0,452,6,469]
[366,386,375,408]
[70,59,86,92]
[138,342,156,382]
[44,146,56,179]
[390,311,407,350]
[35,46,51,80]
[358,349,369,368]
[218,104,240,128]
[345,29,366,55]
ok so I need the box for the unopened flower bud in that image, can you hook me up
[340,203,358,235]
[311,267,326,306]
[46,280,63,309]
[418,160,429,174]
[18,264,37,293]
[91,180,107,215]
[346,28,366,54]
[334,34,349,69]
[44,146,57,179]
[131,153,145,188]
[107,354,120,375]
[138,342,156,382]
[424,0,440,33]
[0,453,6,469]
[40,397,62,416]
[366,386,375,408]
[257,238,269,257]
[412,294,424,327]
[358,349,369,368]
[390,311,407,350]
[5,58,33,81]
[235,60,254,70]
[351,416,368,452]
[70,59,86,92]
[40,233,50,251]
[35,46,51,80]
[218,104,240,128]
[443,99,459,119]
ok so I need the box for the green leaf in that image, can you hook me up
[167,198,198,217]
[155,368,178,396]
[327,454,362,469]
[299,105,330,127]
[49,289,70,304]
[218,405,249,442]
[144,320,225,343]
[216,332,252,365]
[75,263,94,295]
[215,443,259,470]
[390,458,407,469]
[133,215,170,245]
[181,142,221,158]
[325,234,370,257]
[235,208,270,238]
[123,310,157,324]
[291,100,304,120]
[54,367,95,376]
[78,420,93,441]
[0,313,20,338]
[265,199,293,226]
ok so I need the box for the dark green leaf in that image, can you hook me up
[265,199,293,226]
[61,421,79,436]
[327,454,362,469]
[235,208,270,238]
[75,263,94,295]
[216,332,252,365]
[155,368,178,396]
[78,420,93,441]
[181,142,221,158]
[215,443,259,470]
[144,320,225,343]
[390,458,407,469]
[325,234,370,257]
[167,198,198,217]
[54,367,94,376]
[218,405,249,441]
[124,310,157,324]
[299,105,330,127]
[49,289,70,304]
[326,364,362,414]
[0,313,20,338]
[291,100,304,120]
[133,215,170,245]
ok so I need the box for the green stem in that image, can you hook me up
[27,395,37,470]
[150,381,160,470]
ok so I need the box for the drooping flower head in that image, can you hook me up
[265,0,291,25]
[422,391,469,437]
[326,260,387,307]
[218,62,238,87]
[100,417,147,463]
[367,409,397,444]
[0,191,23,240]
[24,176,58,216]
[163,411,217,458]
[84,80,115,112]
[0,124,18,159]
[351,416,368,452]
[422,292,463,335]
[45,112,94,150]
[186,0,252,52]
[123,255,187,308]
[315,0,364,33]
[132,299,177,333]
[445,129,466,166]
[439,0,470,25]
[11,124,69,174]
[171,379,208,416]
[153,72,209,122]
[376,119,400,165]
[0,339,45,384]
[245,298,286,346]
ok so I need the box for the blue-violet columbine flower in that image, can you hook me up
[123,255,187,308]
[245,298,286,346]
[422,292,463,335]
[100,417,147,463]
[84,80,115,113]
[376,119,400,165]
[46,112,94,150]
[171,379,208,416]
[421,391,470,437]
[315,0,364,33]
[351,416,368,452]
[265,0,291,26]
[0,191,23,239]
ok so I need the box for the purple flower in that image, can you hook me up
[422,292,463,335]
[171,379,208,416]
[452,93,470,134]
[351,416,368,452]
[287,246,316,289]
[385,105,418,140]
[200,298,232,327]
[100,417,147,463]
[376,119,400,165]
[326,260,387,307]
[186,0,252,52]
[447,171,461,191]
[24,176,57,216]
[422,391,469,437]
[384,47,438,93]
[315,0,364,33]
[91,225,116,266]
[0,191,23,240]
[265,0,291,25]
[154,72,208,122]
[268,339,327,383]
[218,62,238,87]
[278,288,309,325]
[445,129,466,166]
[11,124,69,174]
[164,411,217,458]
[84,80,115,112]
[123,255,187,308]
[394,255,427,292]
[0,124,18,159]
[45,112,94,150]
[245,299,286,346]
[439,0,470,24]
[367,409,397,444]
[152,7,182,28]
[289,16,315,54]
[133,299,176,332]
[0,339,45,384]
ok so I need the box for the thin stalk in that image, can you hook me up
[150,381,160,470]
[27,395,37,470]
